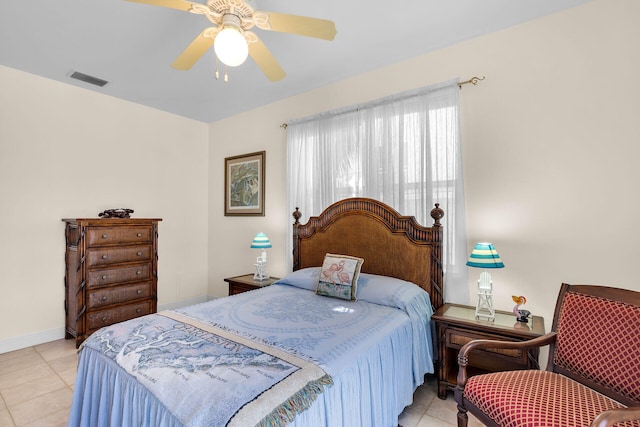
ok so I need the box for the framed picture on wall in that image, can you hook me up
[224,151,265,216]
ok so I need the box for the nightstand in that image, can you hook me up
[225,274,280,296]
[431,303,545,399]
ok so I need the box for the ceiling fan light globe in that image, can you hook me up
[214,27,249,67]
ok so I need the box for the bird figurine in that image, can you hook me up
[512,295,531,323]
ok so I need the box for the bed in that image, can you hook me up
[68,197,444,427]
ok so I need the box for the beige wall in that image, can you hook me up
[208,0,640,337]
[0,66,209,352]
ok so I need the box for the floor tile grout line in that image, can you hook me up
[1,392,18,427]
[7,347,49,427]
[7,344,75,426]
[34,342,77,391]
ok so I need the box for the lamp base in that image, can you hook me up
[475,293,495,321]
[254,262,269,281]
[475,271,495,321]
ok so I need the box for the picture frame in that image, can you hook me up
[224,151,265,216]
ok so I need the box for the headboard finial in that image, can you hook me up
[430,203,444,226]
[293,207,302,224]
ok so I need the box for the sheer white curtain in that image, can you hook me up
[286,79,469,304]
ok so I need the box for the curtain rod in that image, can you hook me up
[457,75,485,88]
[280,76,485,129]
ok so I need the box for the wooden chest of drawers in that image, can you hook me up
[62,218,162,347]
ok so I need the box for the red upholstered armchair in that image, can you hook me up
[455,283,640,427]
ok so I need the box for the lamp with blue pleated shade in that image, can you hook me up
[251,233,271,281]
[467,242,504,321]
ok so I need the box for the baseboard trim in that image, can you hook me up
[0,327,66,354]
[1,295,218,354]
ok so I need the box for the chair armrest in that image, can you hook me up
[591,407,640,427]
[456,332,558,389]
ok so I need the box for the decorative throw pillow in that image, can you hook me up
[316,254,364,301]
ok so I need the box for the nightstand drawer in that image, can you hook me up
[229,282,259,295]
[225,274,280,296]
[447,328,525,361]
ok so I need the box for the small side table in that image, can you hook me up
[225,274,280,296]
[431,303,545,399]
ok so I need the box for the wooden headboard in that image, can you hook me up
[292,198,445,310]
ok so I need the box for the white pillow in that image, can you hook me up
[273,267,321,291]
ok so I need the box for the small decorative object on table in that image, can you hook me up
[512,295,531,322]
[98,208,134,218]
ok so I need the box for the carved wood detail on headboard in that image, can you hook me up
[292,198,444,310]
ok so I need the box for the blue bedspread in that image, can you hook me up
[69,278,434,427]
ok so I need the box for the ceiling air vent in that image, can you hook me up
[68,71,109,87]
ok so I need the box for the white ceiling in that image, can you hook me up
[0,0,592,123]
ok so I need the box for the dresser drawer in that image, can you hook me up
[86,226,152,246]
[446,328,526,363]
[87,264,151,288]
[88,301,152,331]
[88,282,153,309]
[87,245,152,267]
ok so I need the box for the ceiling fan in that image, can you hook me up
[124,0,337,82]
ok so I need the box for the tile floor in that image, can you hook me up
[0,338,483,426]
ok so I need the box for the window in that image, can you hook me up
[287,79,468,303]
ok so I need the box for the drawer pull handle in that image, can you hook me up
[137,233,142,237]
[102,234,108,239]
[101,296,107,301]
[101,275,107,280]
[102,255,108,259]
[136,308,142,314]
[137,251,142,256]
[101,316,107,322]
[136,271,142,275]
[137,289,142,295]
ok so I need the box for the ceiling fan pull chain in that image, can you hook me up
[213,59,229,82]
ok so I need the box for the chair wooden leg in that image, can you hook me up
[455,387,469,427]
[457,403,469,427]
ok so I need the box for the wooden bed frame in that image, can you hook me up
[292,197,445,310]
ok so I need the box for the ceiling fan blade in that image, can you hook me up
[171,28,217,70]
[124,0,197,12]
[248,37,286,82]
[260,12,337,41]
